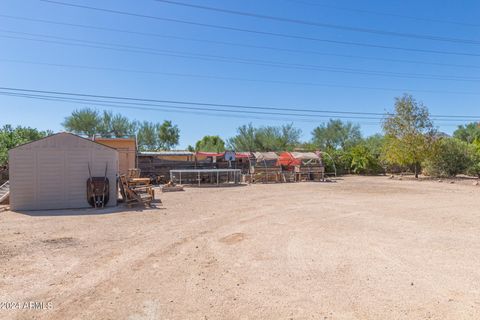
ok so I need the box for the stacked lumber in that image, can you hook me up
[119,175,158,207]
[282,171,296,183]
[249,158,282,183]
[250,167,282,183]
[0,181,9,204]
[297,165,325,181]
[127,168,141,179]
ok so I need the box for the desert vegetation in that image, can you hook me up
[2,94,480,178]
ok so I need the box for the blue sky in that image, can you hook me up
[1,0,479,148]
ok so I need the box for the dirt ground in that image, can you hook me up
[1,176,480,320]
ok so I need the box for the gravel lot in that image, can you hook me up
[1,176,480,319]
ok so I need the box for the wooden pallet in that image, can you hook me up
[0,181,9,204]
[249,165,282,183]
[119,175,159,207]
[297,165,325,181]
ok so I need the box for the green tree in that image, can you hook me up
[136,120,180,151]
[62,108,101,137]
[466,139,480,178]
[157,120,180,150]
[63,108,179,150]
[228,123,301,151]
[382,94,436,178]
[322,148,350,175]
[278,123,302,150]
[195,135,226,152]
[423,138,474,177]
[453,122,480,144]
[0,125,51,165]
[228,124,257,151]
[98,111,137,138]
[64,108,137,138]
[254,126,281,151]
[137,121,158,151]
[348,143,384,174]
[297,142,317,152]
[362,134,386,173]
[363,134,385,158]
[312,119,362,150]
[255,124,301,151]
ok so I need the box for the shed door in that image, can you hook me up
[65,150,91,208]
[36,150,66,209]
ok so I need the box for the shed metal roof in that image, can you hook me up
[138,151,194,156]
[10,132,117,151]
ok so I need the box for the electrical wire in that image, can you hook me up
[37,0,480,57]
[284,0,480,28]
[0,91,384,125]
[0,92,469,127]
[2,58,480,96]
[1,14,479,69]
[2,31,480,82]
[154,0,480,45]
[0,86,478,121]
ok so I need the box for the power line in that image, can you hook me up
[0,91,470,127]
[1,90,383,117]
[0,91,384,120]
[2,14,479,70]
[0,86,478,121]
[37,0,480,57]
[2,31,480,82]
[284,0,480,28]
[2,58,480,96]
[154,0,480,45]
[1,92,345,124]
[0,91,388,125]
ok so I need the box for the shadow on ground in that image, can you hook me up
[12,200,164,216]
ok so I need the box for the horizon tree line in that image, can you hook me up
[1,94,480,178]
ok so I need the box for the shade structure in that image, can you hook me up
[253,152,279,161]
[278,152,321,167]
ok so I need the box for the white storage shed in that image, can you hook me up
[9,132,118,210]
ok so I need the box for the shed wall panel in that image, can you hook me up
[9,133,118,211]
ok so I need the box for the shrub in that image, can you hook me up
[348,144,384,174]
[466,140,480,178]
[423,138,474,177]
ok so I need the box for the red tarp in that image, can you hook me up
[277,152,301,167]
[277,152,320,166]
